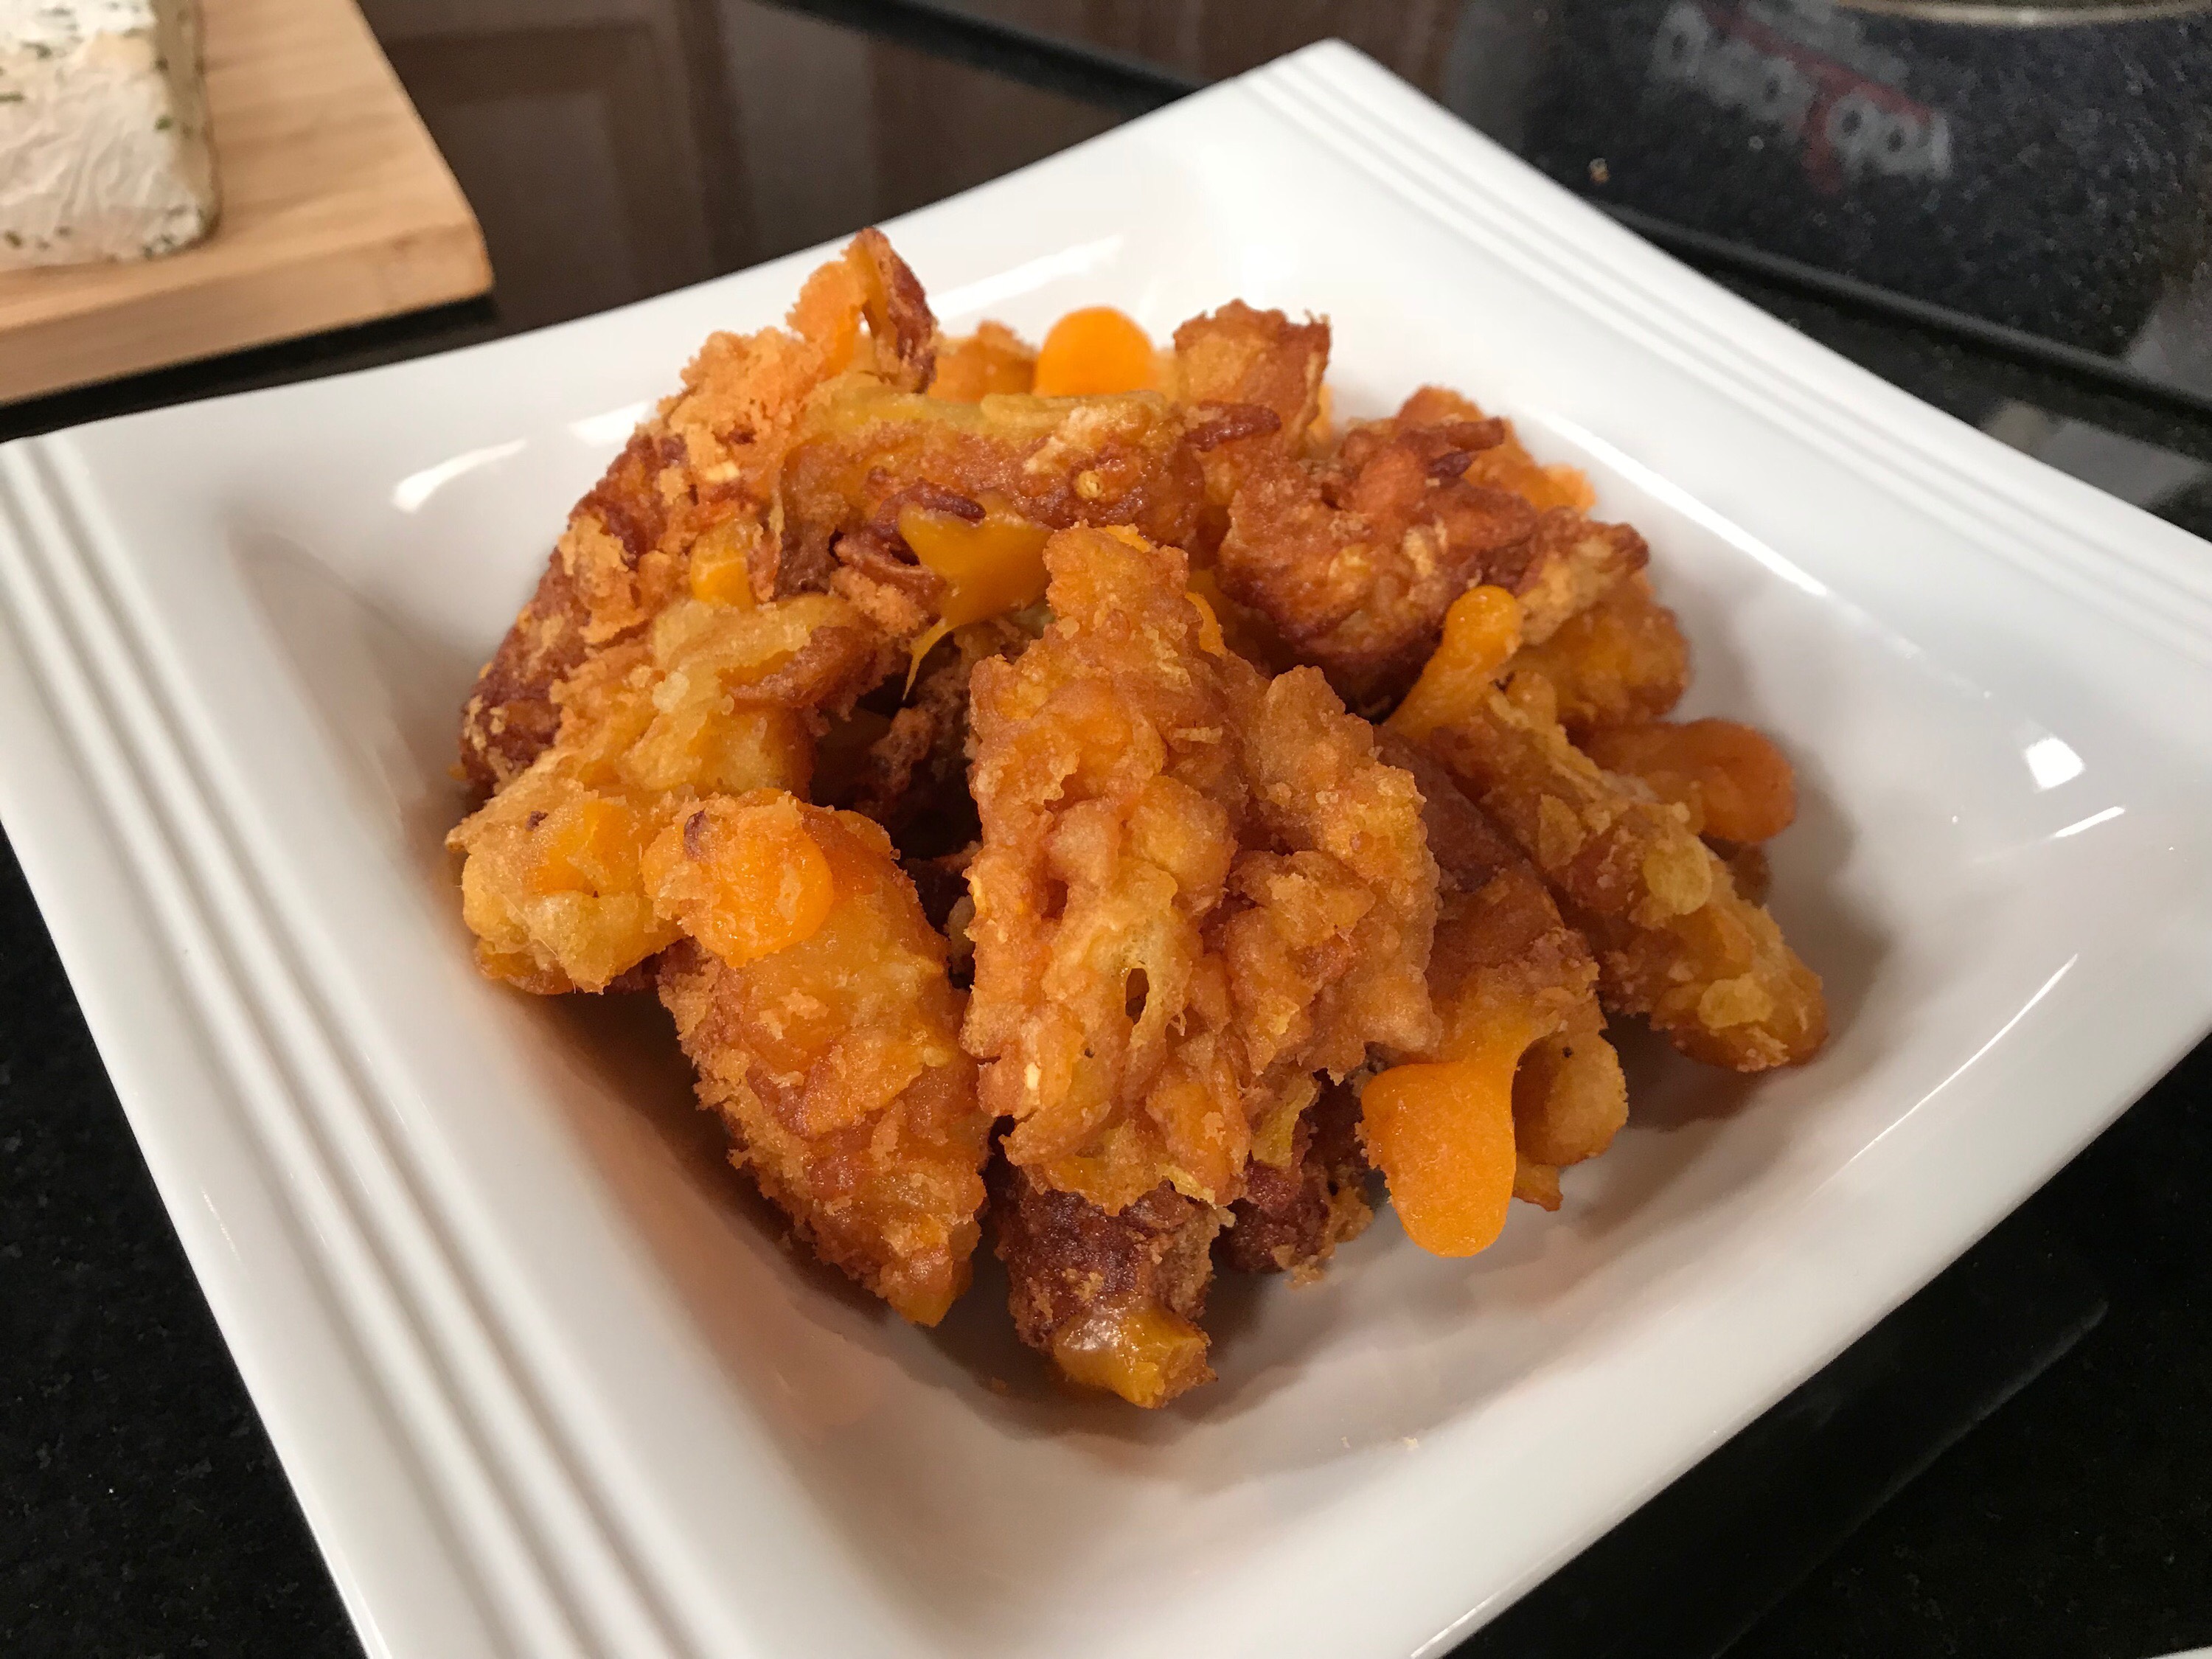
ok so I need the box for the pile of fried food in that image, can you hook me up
[448,230,1826,1408]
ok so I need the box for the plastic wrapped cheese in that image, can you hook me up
[0,0,218,270]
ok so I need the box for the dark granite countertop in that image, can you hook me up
[3,3,2209,1655]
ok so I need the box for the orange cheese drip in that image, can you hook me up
[1049,1301,1211,1408]
[898,504,1052,679]
[1361,1011,1540,1258]
[1388,585,1523,742]
[1032,305,1158,397]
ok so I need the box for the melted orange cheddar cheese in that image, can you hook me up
[1388,585,1523,742]
[1050,1301,1213,1409]
[687,519,758,607]
[528,795,655,897]
[1360,1011,1538,1257]
[1032,306,1158,397]
[642,792,837,965]
[899,503,1052,677]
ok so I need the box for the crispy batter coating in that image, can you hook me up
[928,321,1036,400]
[1382,734,1626,1212]
[990,1158,1222,1407]
[1213,425,1520,708]
[848,616,1033,840]
[1579,718,1798,845]
[964,526,1439,1214]
[459,230,936,793]
[787,225,939,394]
[1413,877,1627,1219]
[453,780,684,995]
[655,799,987,1326]
[448,594,888,992]
[1408,646,1825,1071]
[1220,1079,1374,1278]
[1211,392,1646,711]
[1491,511,1651,654]
[1171,302,1329,438]
[448,244,1844,1392]
[1168,296,1318,513]
[1502,571,1690,738]
[1238,663,1441,1073]
[1169,300,1331,515]
[1398,386,1597,515]
[780,381,1212,618]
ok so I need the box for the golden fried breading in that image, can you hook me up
[1500,511,1652,653]
[964,526,1439,1215]
[1501,571,1690,738]
[928,321,1036,400]
[448,243,1847,1396]
[1212,424,1523,708]
[448,594,887,992]
[459,230,934,793]
[1239,662,1441,1075]
[1220,1079,1374,1279]
[1183,566,1295,672]
[1579,718,1797,845]
[786,225,939,393]
[655,796,987,1326]
[1371,872,1627,1242]
[779,380,1213,616]
[1379,726,1517,883]
[1169,301,1330,518]
[1402,593,1826,1071]
[455,781,684,995]
[848,616,1034,838]
[1374,733,1626,1232]
[1211,400,1646,712]
[1398,386,1597,515]
[991,1158,1222,1408]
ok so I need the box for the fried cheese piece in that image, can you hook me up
[1368,733,1626,1244]
[1579,718,1798,845]
[964,526,1439,1217]
[448,594,887,992]
[654,796,988,1326]
[1500,571,1690,739]
[1033,306,1162,398]
[1211,397,1647,712]
[928,321,1036,400]
[1402,593,1826,1072]
[991,1158,1223,1408]
[778,380,1215,628]
[1398,386,1597,515]
[1380,390,1645,650]
[453,779,684,996]
[458,229,934,793]
[847,616,1034,838]
[1212,422,1520,708]
[1219,1079,1375,1279]
[1169,300,1331,513]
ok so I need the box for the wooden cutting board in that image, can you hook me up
[0,0,491,405]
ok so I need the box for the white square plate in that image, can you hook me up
[3,43,2210,1659]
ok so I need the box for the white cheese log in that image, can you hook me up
[0,0,218,270]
